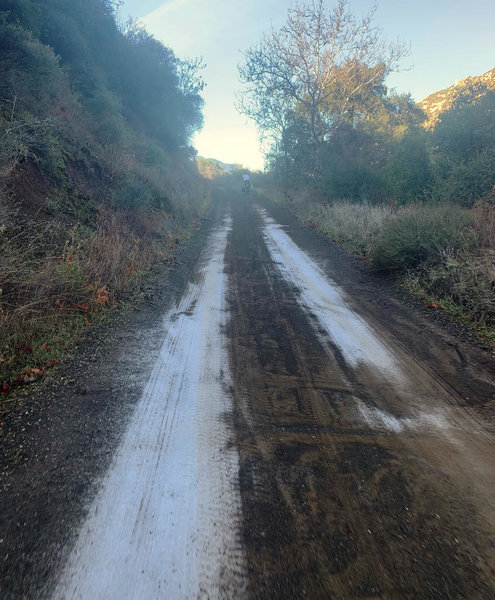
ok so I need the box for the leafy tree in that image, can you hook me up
[120,21,204,147]
[384,130,433,203]
[0,0,206,211]
[271,112,315,184]
[431,89,495,205]
[197,157,226,179]
[238,0,407,175]
[319,124,387,201]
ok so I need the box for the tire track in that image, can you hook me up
[52,214,247,600]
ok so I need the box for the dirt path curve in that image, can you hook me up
[1,188,495,599]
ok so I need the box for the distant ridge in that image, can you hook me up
[201,157,237,172]
[418,67,495,128]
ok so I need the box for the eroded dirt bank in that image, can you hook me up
[226,189,495,598]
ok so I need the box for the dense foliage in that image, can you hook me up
[247,2,495,343]
[0,0,204,147]
[197,157,227,179]
[259,81,495,207]
[0,0,207,217]
[239,1,495,208]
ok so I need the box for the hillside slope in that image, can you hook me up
[0,0,209,386]
[419,67,495,128]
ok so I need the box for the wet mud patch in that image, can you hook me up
[337,441,392,477]
[319,523,358,575]
[242,485,292,550]
[274,441,311,465]
[332,443,494,598]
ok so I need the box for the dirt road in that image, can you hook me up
[1,188,495,599]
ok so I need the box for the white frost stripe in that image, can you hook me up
[355,399,450,433]
[260,209,400,378]
[53,216,247,600]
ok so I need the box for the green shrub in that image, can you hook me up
[0,19,66,114]
[142,142,168,168]
[115,177,155,211]
[371,204,476,272]
[431,149,495,207]
[430,90,495,206]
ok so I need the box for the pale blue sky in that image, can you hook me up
[119,0,495,169]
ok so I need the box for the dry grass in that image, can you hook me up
[472,195,495,249]
[100,142,210,223]
[0,207,189,385]
[301,201,397,256]
[402,248,495,340]
[0,124,210,388]
[269,187,399,256]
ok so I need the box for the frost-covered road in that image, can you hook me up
[49,195,495,599]
[53,215,247,599]
[2,191,494,599]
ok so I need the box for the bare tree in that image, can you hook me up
[238,0,408,174]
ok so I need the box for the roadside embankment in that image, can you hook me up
[0,158,210,392]
[0,1,210,391]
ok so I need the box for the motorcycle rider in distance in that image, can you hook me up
[242,172,251,192]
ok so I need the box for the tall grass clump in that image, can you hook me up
[0,210,191,385]
[301,200,397,255]
[472,191,495,248]
[371,204,476,272]
[265,186,399,256]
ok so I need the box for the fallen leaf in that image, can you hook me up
[1,382,11,394]
[66,253,74,263]
[18,343,33,356]
[50,359,58,367]
[428,301,443,310]
[95,285,110,305]
[17,368,45,383]
[39,343,52,352]
[71,303,90,312]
